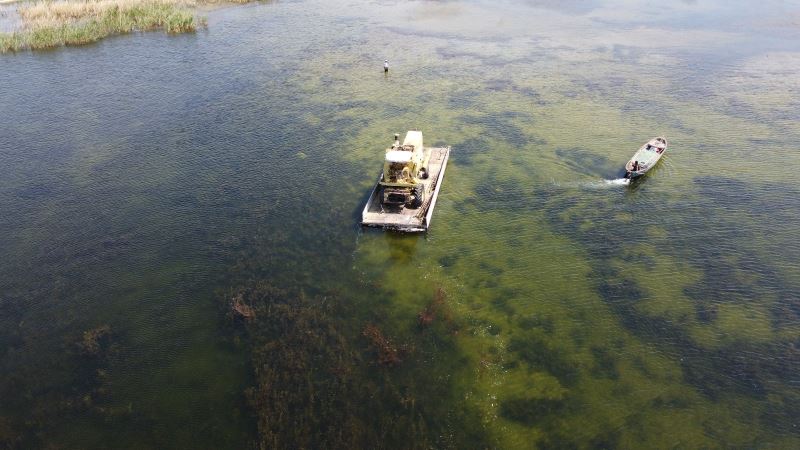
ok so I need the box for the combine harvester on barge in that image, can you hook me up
[361,131,451,232]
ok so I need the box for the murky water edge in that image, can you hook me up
[2,0,800,448]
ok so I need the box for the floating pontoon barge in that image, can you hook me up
[361,132,450,232]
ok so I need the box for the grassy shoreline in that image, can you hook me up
[0,0,242,52]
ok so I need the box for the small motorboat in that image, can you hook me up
[625,137,667,179]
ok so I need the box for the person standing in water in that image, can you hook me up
[384,60,389,73]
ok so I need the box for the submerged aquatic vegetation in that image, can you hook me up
[523,179,800,442]
[79,324,113,355]
[0,323,119,448]
[229,292,256,320]
[0,0,205,53]
[224,281,491,449]
[362,323,406,367]
[417,287,448,328]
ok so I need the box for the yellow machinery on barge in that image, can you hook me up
[361,131,451,232]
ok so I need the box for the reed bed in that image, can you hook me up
[0,0,207,52]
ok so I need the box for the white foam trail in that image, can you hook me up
[579,178,630,189]
[548,178,631,190]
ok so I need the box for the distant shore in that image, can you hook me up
[0,0,249,53]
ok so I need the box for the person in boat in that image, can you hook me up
[384,60,389,72]
[632,160,639,171]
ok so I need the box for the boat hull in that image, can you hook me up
[625,137,667,180]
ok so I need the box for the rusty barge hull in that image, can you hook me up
[361,147,450,232]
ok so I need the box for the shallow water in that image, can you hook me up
[2,0,800,447]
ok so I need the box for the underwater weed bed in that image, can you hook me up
[222,280,489,449]
[0,0,204,52]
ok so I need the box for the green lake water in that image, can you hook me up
[2,0,800,447]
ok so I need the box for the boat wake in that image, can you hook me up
[604,178,631,186]
[577,178,630,189]
[549,177,631,190]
